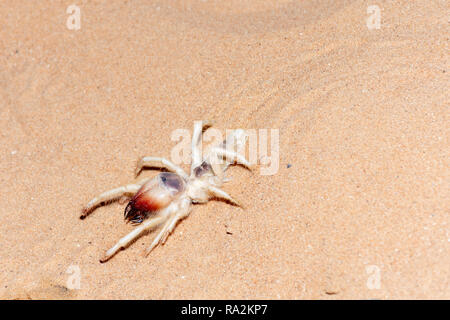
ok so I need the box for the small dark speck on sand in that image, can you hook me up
[224,224,233,235]
[325,291,338,295]
[287,164,292,168]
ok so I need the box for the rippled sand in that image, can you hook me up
[0,0,448,299]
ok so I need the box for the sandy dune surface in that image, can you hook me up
[0,0,448,299]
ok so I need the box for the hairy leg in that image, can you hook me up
[161,202,192,244]
[143,218,173,256]
[100,215,167,262]
[191,120,212,173]
[135,156,188,179]
[81,179,150,218]
[145,199,192,255]
[211,148,251,168]
[207,185,241,207]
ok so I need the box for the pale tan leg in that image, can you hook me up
[191,120,212,173]
[211,148,251,168]
[81,179,150,218]
[161,206,192,244]
[100,215,167,263]
[143,218,173,256]
[135,156,188,179]
[144,200,192,255]
[207,185,242,207]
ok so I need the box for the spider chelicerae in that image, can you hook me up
[81,121,251,262]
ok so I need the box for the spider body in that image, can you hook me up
[81,121,251,262]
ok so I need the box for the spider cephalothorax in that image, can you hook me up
[81,121,251,262]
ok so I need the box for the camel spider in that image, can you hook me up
[81,121,251,262]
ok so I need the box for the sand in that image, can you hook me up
[0,0,448,299]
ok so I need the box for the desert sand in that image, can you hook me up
[0,0,448,299]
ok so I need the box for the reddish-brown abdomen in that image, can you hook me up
[124,172,185,223]
[131,184,172,212]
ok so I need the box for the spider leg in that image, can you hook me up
[144,199,192,255]
[100,215,167,263]
[161,203,192,244]
[207,185,242,207]
[81,179,150,218]
[191,120,212,173]
[211,148,251,168]
[143,218,173,256]
[135,156,188,179]
[208,147,251,180]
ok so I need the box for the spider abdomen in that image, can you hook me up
[124,172,185,223]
